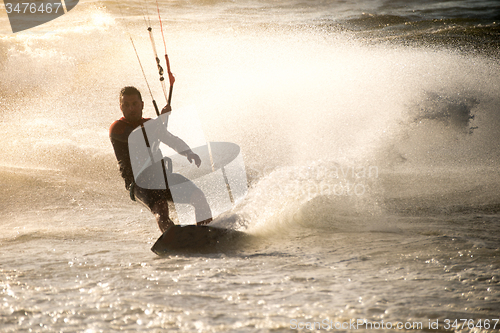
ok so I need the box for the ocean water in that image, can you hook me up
[1,0,500,332]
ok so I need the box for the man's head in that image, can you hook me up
[120,86,144,123]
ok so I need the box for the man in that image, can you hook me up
[109,86,212,233]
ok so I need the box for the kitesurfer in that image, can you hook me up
[109,86,212,232]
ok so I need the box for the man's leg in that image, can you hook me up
[190,188,213,225]
[134,185,175,233]
[151,199,174,233]
[168,173,213,225]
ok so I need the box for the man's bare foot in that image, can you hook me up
[196,218,212,226]
[151,200,173,233]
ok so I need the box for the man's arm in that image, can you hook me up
[159,130,201,167]
[159,105,202,167]
[109,120,135,189]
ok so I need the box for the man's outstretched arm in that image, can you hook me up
[159,105,202,167]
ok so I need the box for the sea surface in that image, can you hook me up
[1,0,500,332]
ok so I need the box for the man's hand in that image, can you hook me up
[186,152,202,167]
[161,104,172,114]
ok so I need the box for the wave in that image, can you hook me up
[1,2,500,235]
[235,160,500,234]
[326,14,500,55]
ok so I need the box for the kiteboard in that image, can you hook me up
[151,224,246,255]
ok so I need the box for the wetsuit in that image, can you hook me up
[109,117,211,222]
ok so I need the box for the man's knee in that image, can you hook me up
[151,200,169,215]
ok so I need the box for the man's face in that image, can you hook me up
[120,94,144,123]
